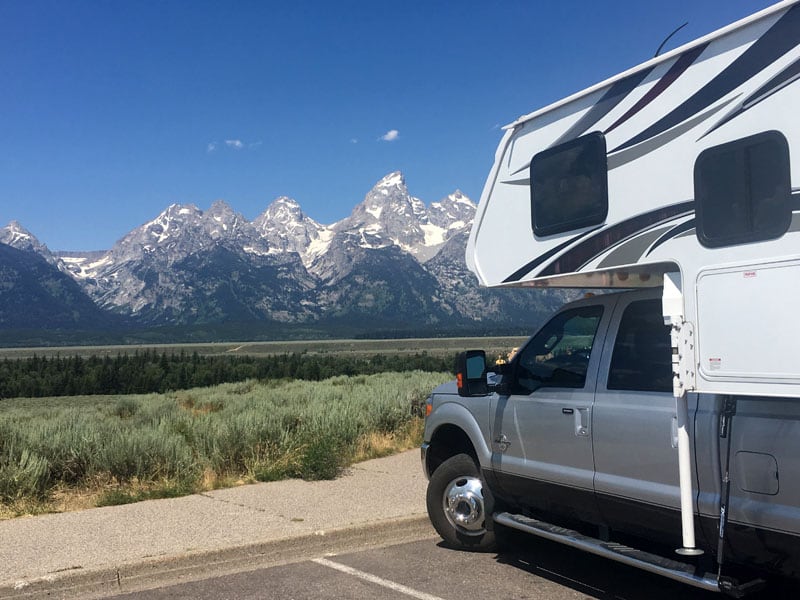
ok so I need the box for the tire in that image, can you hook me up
[426,453,497,551]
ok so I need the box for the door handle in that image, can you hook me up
[562,408,574,415]
[575,408,589,437]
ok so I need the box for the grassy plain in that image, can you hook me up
[0,371,453,519]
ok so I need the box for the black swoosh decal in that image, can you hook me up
[647,191,800,255]
[611,4,800,153]
[538,202,695,277]
[605,44,708,134]
[502,229,598,283]
[551,67,654,146]
[646,219,698,256]
[607,96,739,170]
[702,56,800,137]
[596,224,676,269]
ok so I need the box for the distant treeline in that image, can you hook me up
[0,350,454,399]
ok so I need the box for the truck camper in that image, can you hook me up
[422,1,800,594]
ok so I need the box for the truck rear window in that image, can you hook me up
[607,299,672,392]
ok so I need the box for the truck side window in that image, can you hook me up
[513,305,603,394]
[607,299,672,392]
[530,132,608,237]
[694,130,791,248]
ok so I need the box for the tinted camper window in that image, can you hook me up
[530,132,608,237]
[695,131,791,248]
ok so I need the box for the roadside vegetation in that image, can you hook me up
[0,370,452,519]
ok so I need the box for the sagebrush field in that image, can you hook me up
[0,371,452,517]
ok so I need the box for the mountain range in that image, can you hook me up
[0,172,564,345]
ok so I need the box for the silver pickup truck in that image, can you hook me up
[421,288,800,593]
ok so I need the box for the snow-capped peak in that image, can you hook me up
[448,190,473,206]
[320,172,474,263]
[0,220,68,271]
[1,220,36,247]
[253,196,325,259]
[0,220,57,259]
[376,171,405,189]
[257,196,306,226]
[207,199,236,219]
[429,190,476,230]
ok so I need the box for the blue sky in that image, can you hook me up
[0,0,778,250]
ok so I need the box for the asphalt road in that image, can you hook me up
[101,534,795,600]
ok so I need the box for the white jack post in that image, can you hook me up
[663,272,704,558]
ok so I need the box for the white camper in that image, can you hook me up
[469,0,800,399]
[422,1,800,593]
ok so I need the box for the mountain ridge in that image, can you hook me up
[0,171,563,342]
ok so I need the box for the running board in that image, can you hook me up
[494,512,722,593]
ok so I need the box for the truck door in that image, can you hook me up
[592,294,692,544]
[491,300,608,522]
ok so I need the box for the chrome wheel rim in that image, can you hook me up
[442,474,486,535]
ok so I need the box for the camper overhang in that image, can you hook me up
[492,262,673,289]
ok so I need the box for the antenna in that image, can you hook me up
[655,22,688,57]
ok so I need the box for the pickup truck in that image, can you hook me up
[421,288,800,592]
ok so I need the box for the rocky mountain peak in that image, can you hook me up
[375,170,406,190]
[253,196,324,257]
[256,197,307,227]
[1,220,40,250]
[137,203,203,246]
[206,199,236,220]
[1,220,62,268]
[203,200,251,242]
[429,190,477,230]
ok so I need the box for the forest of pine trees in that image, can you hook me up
[0,350,454,399]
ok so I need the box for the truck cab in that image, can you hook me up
[422,289,800,591]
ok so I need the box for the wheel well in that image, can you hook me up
[426,424,478,476]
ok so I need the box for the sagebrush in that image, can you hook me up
[0,371,450,507]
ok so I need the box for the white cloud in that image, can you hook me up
[350,138,359,144]
[380,129,399,142]
[207,139,260,153]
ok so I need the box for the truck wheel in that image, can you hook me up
[426,453,497,551]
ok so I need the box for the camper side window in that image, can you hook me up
[607,299,672,393]
[695,131,791,248]
[530,131,608,237]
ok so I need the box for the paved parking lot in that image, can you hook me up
[103,534,794,600]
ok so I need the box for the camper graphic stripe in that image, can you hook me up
[605,44,708,135]
[703,56,800,137]
[611,4,800,153]
[536,201,695,277]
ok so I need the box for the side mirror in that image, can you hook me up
[456,350,490,396]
